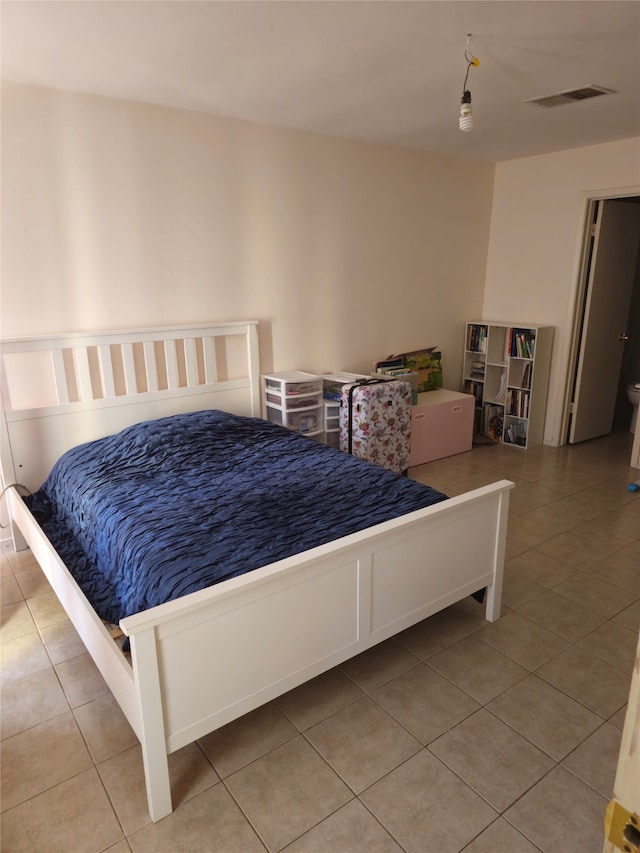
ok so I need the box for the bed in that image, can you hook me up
[0,321,513,822]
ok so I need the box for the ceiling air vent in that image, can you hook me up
[524,85,615,107]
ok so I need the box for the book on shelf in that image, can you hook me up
[467,324,488,353]
[463,380,483,406]
[505,421,527,446]
[507,328,536,359]
[482,403,504,441]
[469,359,485,379]
[488,415,503,442]
[506,388,531,418]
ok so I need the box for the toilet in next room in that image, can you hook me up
[628,381,640,433]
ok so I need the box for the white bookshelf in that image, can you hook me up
[463,321,553,448]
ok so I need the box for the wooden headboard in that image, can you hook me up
[1,321,260,491]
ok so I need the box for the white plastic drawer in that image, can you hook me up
[285,381,322,396]
[268,392,322,410]
[324,401,340,431]
[264,373,322,398]
[287,410,321,433]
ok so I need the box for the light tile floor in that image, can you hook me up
[1,431,639,852]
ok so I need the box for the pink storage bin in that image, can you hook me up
[409,390,475,466]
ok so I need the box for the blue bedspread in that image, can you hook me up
[24,410,447,623]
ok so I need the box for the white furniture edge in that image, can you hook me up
[1,322,513,822]
[631,422,640,470]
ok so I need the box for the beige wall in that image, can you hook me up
[483,138,640,446]
[1,81,495,389]
[8,83,636,450]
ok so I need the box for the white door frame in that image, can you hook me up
[559,184,640,448]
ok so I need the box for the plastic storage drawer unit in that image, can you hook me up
[409,389,475,466]
[263,371,324,439]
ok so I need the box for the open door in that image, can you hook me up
[570,200,640,444]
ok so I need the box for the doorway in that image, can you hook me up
[564,195,640,446]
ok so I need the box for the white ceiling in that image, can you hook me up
[2,0,639,163]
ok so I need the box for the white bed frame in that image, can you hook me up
[1,322,513,822]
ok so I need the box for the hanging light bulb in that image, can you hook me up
[459,90,473,131]
[459,35,479,132]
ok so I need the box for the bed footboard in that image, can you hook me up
[121,479,512,821]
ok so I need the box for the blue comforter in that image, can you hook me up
[25,410,447,623]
